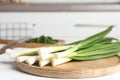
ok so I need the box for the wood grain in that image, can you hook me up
[1,3,120,12]
[16,56,120,79]
[0,39,65,48]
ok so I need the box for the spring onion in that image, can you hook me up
[98,37,119,43]
[54,26,113,59]
[66,42,120,57]
[6,48,39,58]
[71,52,119,61]
[37,40,82,60]
[37,56,51,67]
[17,56,30,62]
[25,56,38,65]
[52,57,72,66]
[14,26,120,67]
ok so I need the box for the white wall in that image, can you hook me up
[0,12,120,43]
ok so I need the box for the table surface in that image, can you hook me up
[0,44,120,80]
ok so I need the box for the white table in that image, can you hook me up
[0,44,120,80]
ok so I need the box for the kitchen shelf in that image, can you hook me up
[0,3,120,12]
[0,2,27,5]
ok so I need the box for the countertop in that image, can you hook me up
[0,44,120,80]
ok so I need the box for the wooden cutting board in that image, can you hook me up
[16,56,120,79]
[0,39,65,48]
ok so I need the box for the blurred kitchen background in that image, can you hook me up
[0,0,120,3]
[0,0,120,43]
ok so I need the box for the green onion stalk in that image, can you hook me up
[54,26,113,59]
